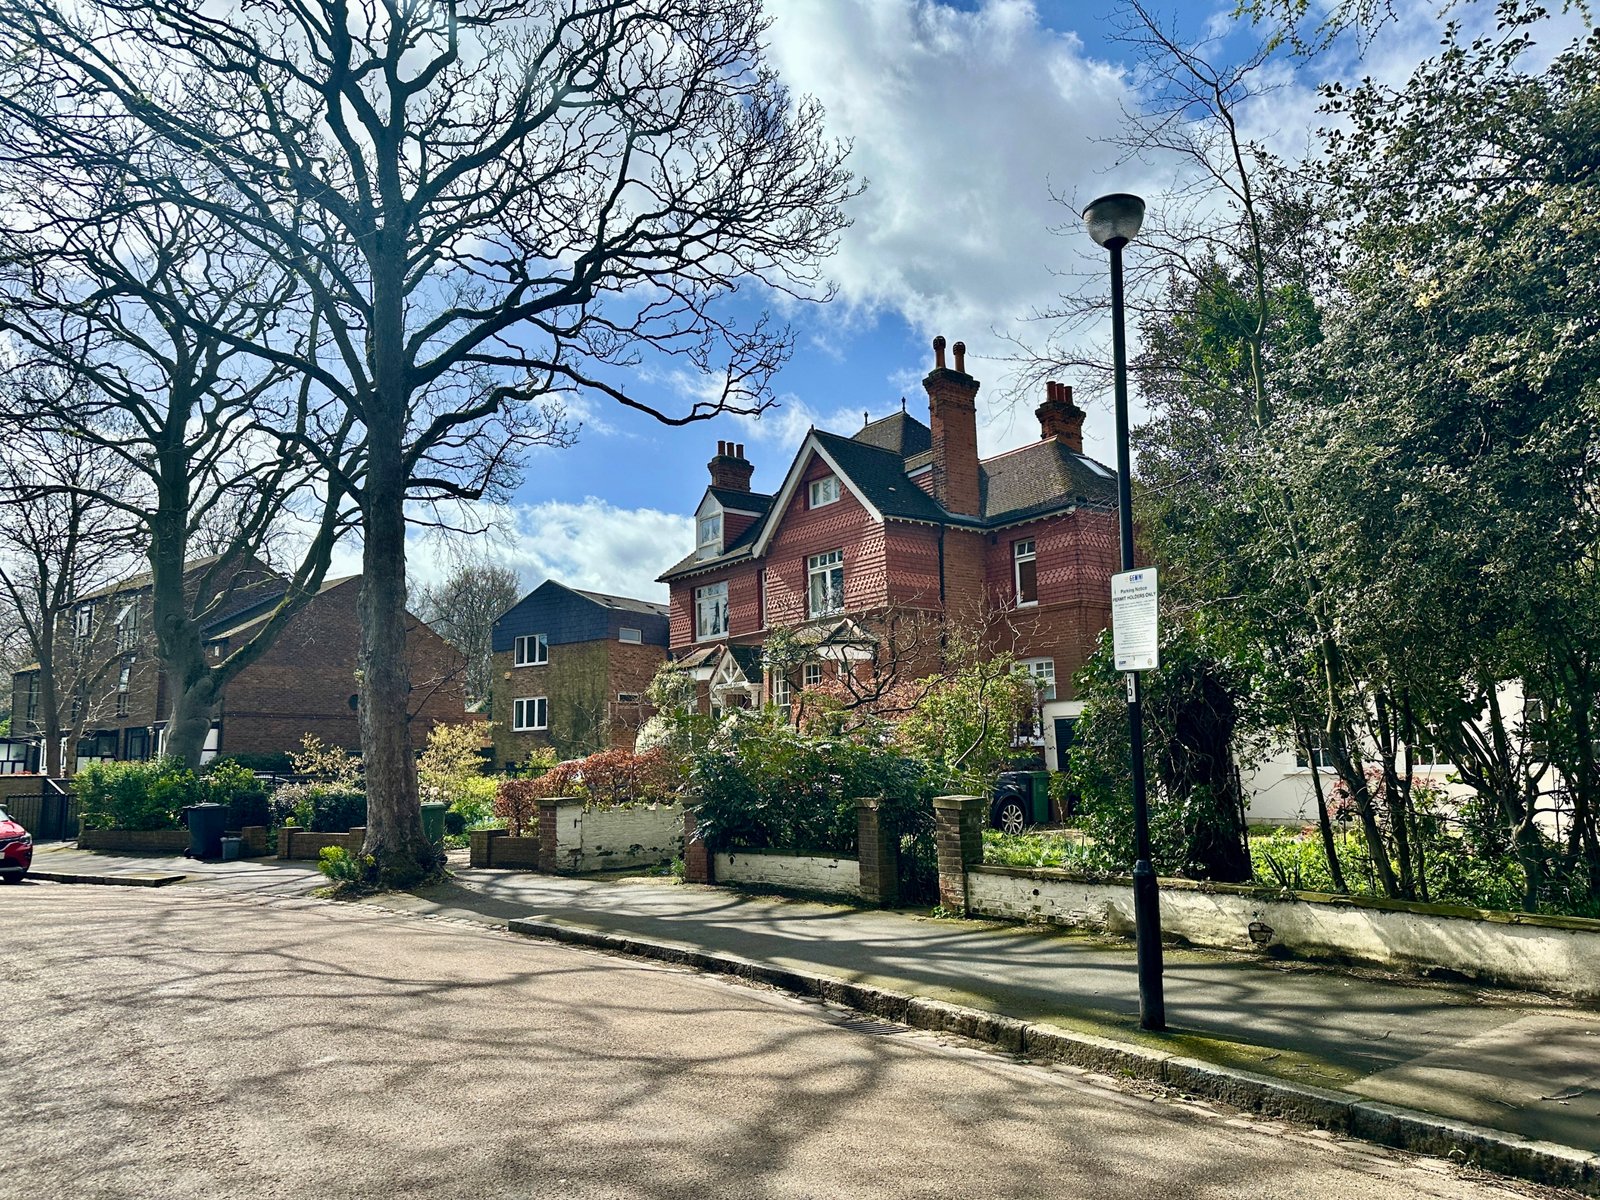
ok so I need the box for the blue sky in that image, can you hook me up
[386,0,1583,603]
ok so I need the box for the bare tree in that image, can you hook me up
[0,173,357,767]
[0,421,139,775]
[412,553,523,705]
[0,0,856,883]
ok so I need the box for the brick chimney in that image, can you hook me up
[923,336,981,516]
[707,440,754,492]
[1036,381,1085,453]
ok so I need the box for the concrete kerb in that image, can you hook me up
[505,915,1600,1196]
[28,869,186,888]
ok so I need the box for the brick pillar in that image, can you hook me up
[933,795,985,914]
[239,826,268,857]
[856,796,899,907]
[277,827,297,860]
[345,827,367,855]
[683,806,713,884]
[537,799,560,873]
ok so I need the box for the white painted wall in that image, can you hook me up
[551,802,684,872]
[966,865,1600,1000]
[715,850,861,898]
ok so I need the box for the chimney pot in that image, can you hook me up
[1037,380,1085,453]
[953,341,966,373]
[708,442,755,491]
[932,335,946,370]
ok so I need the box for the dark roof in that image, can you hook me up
[708,487,773,514]
[73,554,229,602]
[811,430,962,525]
[980,440,1118,524]
[852,410,931,458]
[658,505,772,581]
[569,588,669,618]
[727,643,764,681]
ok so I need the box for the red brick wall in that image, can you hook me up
[220,580,469,756]
[763,454,889,626]
[668,561,763,650]
[926,370,981,517]
[883,524,944,610]
[605,640,668,749]
[722,510,758,546]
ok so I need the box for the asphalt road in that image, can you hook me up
[0,883,1568,1200]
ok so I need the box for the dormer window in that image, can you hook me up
[808,475,840,509]
[696,513,723,560]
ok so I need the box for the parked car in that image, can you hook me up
[0,806,33,883]
[989,770,1050,834]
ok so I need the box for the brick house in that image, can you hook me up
[487,580,669,767]
[9,557,469,769]
[657,337,1120,770]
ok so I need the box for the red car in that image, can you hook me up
[0,806,33,883]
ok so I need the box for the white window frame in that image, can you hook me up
[74,604,94,641]
[514,633,548,667]
[618,627,643,644]
[808,475,841,509]
[695,581,729,642]
[1294,740,1337,770]
[616,692,642,705]
[512,696,548,731]
[1021,657,1056,702]
[803,663,823,689]
[807,549,845,619]
[115,602,138,652]
[697,513,723,560]
[771,675,792,710]
[1014,539,1038,607]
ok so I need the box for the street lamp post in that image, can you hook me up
[1084,192,1166,1032]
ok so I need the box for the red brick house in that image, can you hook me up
[657,337,1120,769]
[10,558,469,770]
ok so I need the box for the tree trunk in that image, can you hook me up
[1299,724,1348,893]
[39,650,62,777]
[358,234,431,885]
[164,674,220,768]
[357,424,431,885]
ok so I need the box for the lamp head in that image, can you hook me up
[1083,192,1145,250]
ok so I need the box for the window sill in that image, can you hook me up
[1016,600,1039,609]
[513,662,548,668]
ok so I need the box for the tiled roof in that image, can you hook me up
[980,440,1118,524]
[727,643,764,682]
[852,410,931,458]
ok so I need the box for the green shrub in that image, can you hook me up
[689,710,937,902]
[271,782,367,832]
[982,829,1104,873]
[74,758,204,831]
[318,845,375,889]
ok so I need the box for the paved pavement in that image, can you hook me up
[24,843,1600,1160]
[1,880,1570,1199]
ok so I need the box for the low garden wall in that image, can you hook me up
[468,801,683,873]
[684,797,898,906]
[78,825,270,855]
[278,826,366,861]
[713,849,861,898]
[932,794,1600,1000]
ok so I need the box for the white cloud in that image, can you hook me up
[764,0,1150,458]
[329,497,691,604]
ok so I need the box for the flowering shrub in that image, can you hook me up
[493,777,543,838]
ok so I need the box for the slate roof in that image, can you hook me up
[980,440,1118,525]
[570,588,669,618]
[727,644,764,682]
[810,430,963,526]
[658,421,1118,583]
[708,487,773,515]
[852,410,931,458]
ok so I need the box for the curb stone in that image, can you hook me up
[28,870,186,888]
[506,916,1600,1197]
